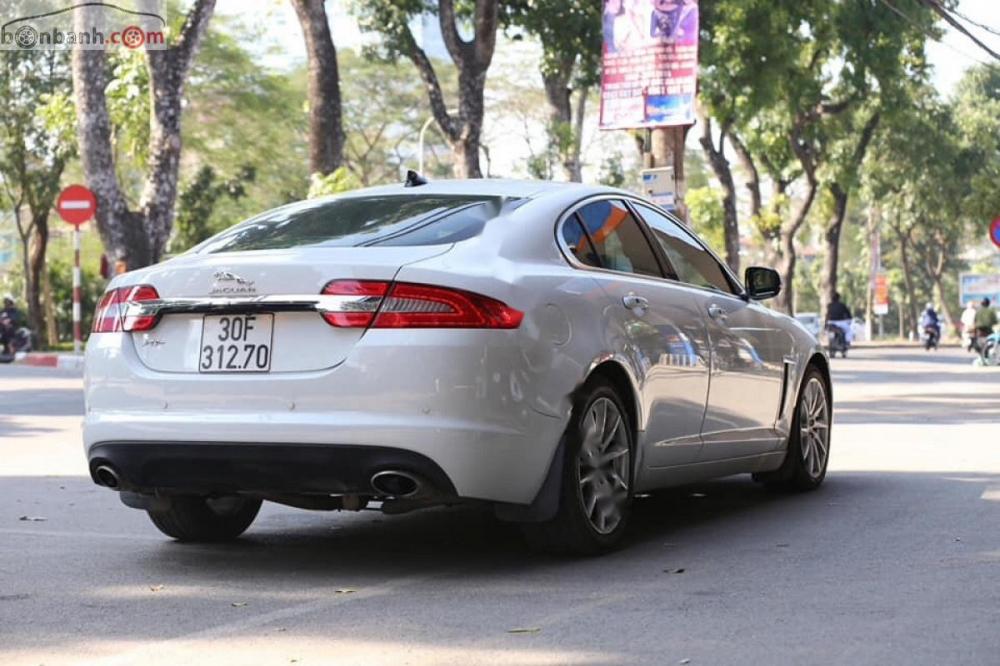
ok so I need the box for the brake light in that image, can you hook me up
[91,284,160,333]
[320,280,522,329]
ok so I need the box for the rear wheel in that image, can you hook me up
[147,495,261,542]
[757,367,831,491]
[521,378,633,555]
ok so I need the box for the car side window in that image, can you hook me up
[634,204,737,294]
[573,200,662,278]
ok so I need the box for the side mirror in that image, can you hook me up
[744,266,781,301]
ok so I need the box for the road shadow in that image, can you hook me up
[3,470,1000,663]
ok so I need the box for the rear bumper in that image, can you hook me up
[84,327,570,504]
[88,441,456,497]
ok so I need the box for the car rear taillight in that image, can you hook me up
[320,280,522,329]
[92,284,161,333]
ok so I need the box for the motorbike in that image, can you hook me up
[826,322,849,358]
[0,315,33,363]
[979,331,1000,367]
[922,324,940,351]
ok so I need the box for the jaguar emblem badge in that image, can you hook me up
[210,270,257,296]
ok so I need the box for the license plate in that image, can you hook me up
[198,314,274,373]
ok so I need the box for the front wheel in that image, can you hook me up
[521,378,633,555]
[147,495,261,542]
[756,367,831,491]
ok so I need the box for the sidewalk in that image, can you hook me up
[7,352,85,370]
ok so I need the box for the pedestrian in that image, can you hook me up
[960,300,978,351]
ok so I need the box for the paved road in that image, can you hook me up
[2,348,999,665]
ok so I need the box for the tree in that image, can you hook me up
[355,0,499,178]
[696,0,814,275]
[502,0,601,182]
[291,0,345,177]
[71,0,216,269]
[172,165,256,252]
[0,49,74,346]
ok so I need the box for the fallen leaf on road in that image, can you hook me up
[776,543,790,548]
[18,516,46,522]
[334,589,355,594]
[231,602,248,607]
[507,627,541,634]
[149,585,164,592]
[663,568,686,574]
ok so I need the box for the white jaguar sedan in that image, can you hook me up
[84,178,831,553]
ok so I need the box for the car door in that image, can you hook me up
[561,199,711,467]
[633,203,787,460]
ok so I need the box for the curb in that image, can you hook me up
[13,353,85,370]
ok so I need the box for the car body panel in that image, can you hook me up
[84,179,828,508]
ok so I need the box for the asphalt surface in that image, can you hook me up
[1,347,999,665]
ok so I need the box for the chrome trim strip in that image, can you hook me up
[122,294,382,318]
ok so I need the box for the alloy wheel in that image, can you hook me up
[577,397,630,534]
[799,377,830,480]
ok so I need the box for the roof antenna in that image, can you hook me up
[404,169,428,187]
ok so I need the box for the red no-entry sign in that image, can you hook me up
[56,184,96,226]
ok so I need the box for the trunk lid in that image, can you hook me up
[128,246,449,374]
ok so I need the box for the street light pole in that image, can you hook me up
[417,115,436,175]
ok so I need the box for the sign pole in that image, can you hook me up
[56,184,97,355]
[72,226,82,354]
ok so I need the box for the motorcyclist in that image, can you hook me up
[960,301,978,351]
[974,297,998,342]
[1,295,23,354]
[825,292,854,347]
[920,303,941,341]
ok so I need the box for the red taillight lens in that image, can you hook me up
[91,284,160,333]
[375,283,523,329]
[320,280,390,328]
[319,280,522,330]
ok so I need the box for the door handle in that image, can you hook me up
[622,294,649,312]
[707,304,728,320]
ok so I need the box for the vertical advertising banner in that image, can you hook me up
[600,0,699,129]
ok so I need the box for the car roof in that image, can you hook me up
[331,178,626,201]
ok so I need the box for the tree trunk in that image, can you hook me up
[773,118,821,315]
[71,0,215,269]
[570,86,588,182]
[697,111,739,272]
[728,132,761,219]
[402,0,497,179]
[27,213,49,347]
[541,61,584,182]
[291,0,345,177]
[773,180,819,315]
[819,183,848,319]
[819,112,879,319]
[895,223,918,340]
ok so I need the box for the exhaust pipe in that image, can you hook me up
[94,465,121,489]
[370,470,420,498]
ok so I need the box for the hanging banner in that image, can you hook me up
[600,0,699,129]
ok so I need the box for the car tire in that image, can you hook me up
[521,377,634,555]
[755,366,831,492]
[147,496,261,542]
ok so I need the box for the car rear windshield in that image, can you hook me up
[198,195,518,253]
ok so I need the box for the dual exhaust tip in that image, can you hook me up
[94,464,121,489]
[370,470,421,498]
[95,464,422,499]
